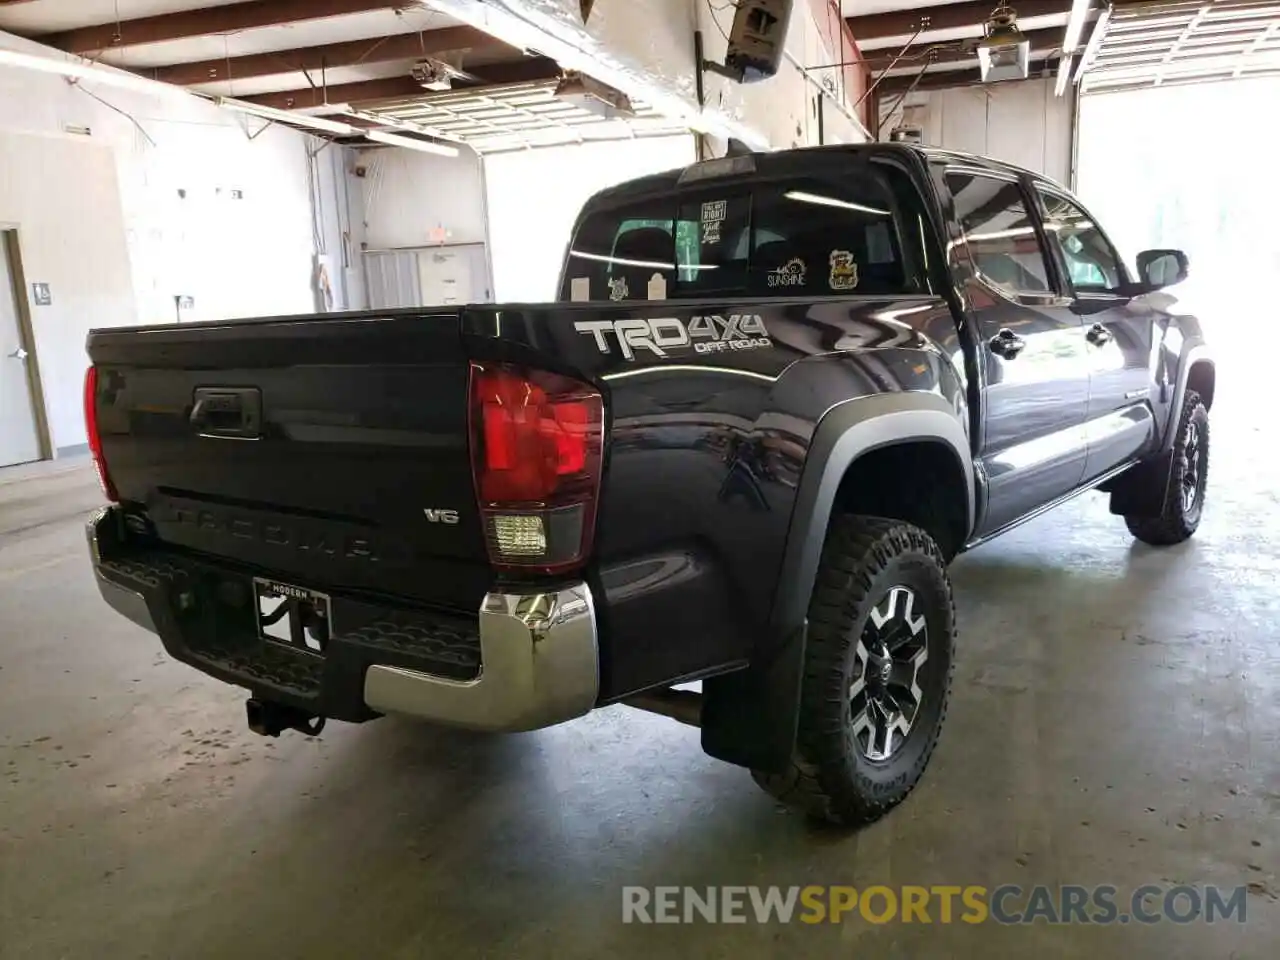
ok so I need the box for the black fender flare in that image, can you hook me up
[770,391,974,640]
[1161,342,1214,451]
[1110,340,1214,518]
[701,392,974,773]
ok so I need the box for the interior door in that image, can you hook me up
[944,171,1090,536]
[0,235,41,468]
[1033,187,1157,481]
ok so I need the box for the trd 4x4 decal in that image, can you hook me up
[574,315,771,361]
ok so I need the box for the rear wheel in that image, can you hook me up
[1125,390,1209,546]
[752,515,955,826]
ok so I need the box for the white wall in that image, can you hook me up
[0,31,341,452]
[694,0,869,148]
[357,146,488,250]
[483,134,697,302]
[880,78,1074,185]
[0,131,135,453]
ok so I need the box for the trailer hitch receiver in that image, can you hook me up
[246,698,326,737]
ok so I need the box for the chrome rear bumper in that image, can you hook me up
[88,507,600,732]
[363,587,598,732]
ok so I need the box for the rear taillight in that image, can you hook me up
[84,365,118,502]
[469,363,604,574]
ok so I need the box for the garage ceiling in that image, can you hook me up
[842,0,1279,98]
[0,0,672,152]
[842,0,1076,96]
[1077,0,1280,92]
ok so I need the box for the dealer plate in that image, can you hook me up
[253,578,332,655]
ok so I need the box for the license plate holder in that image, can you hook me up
[253,578,332,655]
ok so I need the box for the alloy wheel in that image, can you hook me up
[849,585,929,762]
[1181,420,1205,515]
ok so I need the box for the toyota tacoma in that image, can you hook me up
[85,143,1214,825]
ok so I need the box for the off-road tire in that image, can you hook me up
[752,515,955,826]
[1125,390,1209,546]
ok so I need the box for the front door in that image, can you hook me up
[1032,188,1157,481]
[0,233,41,468]
[943,171,1090,536]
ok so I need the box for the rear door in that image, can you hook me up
[1031,186,1157,480]
[944,168,1090,535]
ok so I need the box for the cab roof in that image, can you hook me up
[584,142,1061,210]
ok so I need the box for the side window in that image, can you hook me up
[946,173,1053,297]
[1036,190,1123,293]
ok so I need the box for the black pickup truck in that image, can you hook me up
[86,143,1214,825]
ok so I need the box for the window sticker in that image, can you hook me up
[701,200,727,246]
[570,276,590,302]
[647,272,668,300]
[608,276,630,301]
[829,250,860,291]
[767,257,806,288]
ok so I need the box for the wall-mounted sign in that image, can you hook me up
[31,283,51,306]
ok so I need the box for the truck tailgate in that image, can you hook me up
[87,312,489,611]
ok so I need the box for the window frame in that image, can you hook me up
[943,166,1068,304]
[1030,183,1131,299]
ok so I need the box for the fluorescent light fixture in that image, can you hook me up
[784,190,889,216]
[363,129,459,157]
[0,46,193,99]
[290,102,353,116]
[1073,7,1111,84]
[1063,0,1091,53]
[1055,54,1074,96]
[216,97,358,135]
[554,71,635,119]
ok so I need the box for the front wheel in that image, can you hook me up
[1125,390,1209,546]
[752,515,955,826]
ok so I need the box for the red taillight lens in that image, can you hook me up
[469,363,603,573]
[84,365,118,502]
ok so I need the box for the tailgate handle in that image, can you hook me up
[191,387,262,439]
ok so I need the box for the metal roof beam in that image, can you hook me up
[238,57,560,109]
[847,0,1071,43]
[867,26,1064,72]
[37,0,402,55]
[878,58,1057,95]
[150,26,511,86]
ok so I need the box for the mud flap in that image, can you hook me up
[700,623,806,773]
[1107,449,1174,517]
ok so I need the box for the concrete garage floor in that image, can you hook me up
[1,382,1276,958]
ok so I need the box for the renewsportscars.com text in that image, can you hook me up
[622,884,1248,925]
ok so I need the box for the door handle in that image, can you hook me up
[190,387,261,438]
[988,328,1026,359]
[7,347,27,361]
[1086,322,1113,346]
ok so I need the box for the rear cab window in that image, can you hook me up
[560,155,932,303]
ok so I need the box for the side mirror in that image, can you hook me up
[1136,249,1189,290]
